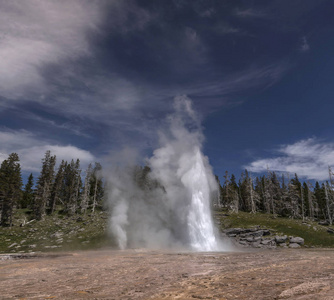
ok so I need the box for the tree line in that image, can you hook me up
[215,169,334,225]
[0,151,104,227]
[1,150,334,227]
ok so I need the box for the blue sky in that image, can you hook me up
[1,0,334,182]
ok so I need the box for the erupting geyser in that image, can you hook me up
[108,96,227,251]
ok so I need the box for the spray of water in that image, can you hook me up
[107,96,229,251]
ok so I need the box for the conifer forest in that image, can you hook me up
[0,151,334,227]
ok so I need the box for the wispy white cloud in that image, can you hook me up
[246,138,334,181]
[186,62,289,99]
[300,36,310,52]
[235,8,267,18]
[0,129,95,173]
[107,0,155,34]
[0,0,103,100]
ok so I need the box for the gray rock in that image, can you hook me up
[327,228,334,234]
[225,228,243,235]
[289,237,304,245]
[262,229,271,236]
[253,236,262,242]
[225,228,252,235]
[261,239,275,246]
[275,235,287,243]
[289,243,301,248]
[252,241,261,248]
[252,230,265,237]
[51,232,63,239]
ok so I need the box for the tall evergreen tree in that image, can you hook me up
[221,171,231,208]
[80,163,92,214]
[63,159,82,215]
[49,160,66,214]
[0,153,22,226]
[314,181,325,219]
[288,174,302,219]
[229,174,239,212]
[90,162,104,212]
[326,167,334,224]
[21,173,34,209]
[33,150,56,220]
[239,170,258,213]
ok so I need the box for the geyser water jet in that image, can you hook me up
[108,96,227,251]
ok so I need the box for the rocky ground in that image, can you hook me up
[223,227,305,249]
[0,211,112,253]
[1,248,334,300]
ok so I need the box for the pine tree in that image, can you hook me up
[314,181,325,220]
[288,174,302,219]
[303,181,315,220]
[90,162,104,212]
[64,159,81,215]
[0,153,22,227]
[21,173,34,209]
[214,175,222,208]
[222,171,231,208]
[49,160,66,214]
[33,150,56,220]
[229,174,239,212]
[239,170,258,213]
[80,163,92,214]
[326,167,334,225]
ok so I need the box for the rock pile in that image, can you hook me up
[223,227,305,249]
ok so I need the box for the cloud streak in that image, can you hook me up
[0,0,103,99]
[246,138,334,181]
[0,129,95,174]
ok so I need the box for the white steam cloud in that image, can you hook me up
[106,96,230,251]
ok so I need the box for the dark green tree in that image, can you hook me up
[63,159,82,215]
[0,153,22,226]
[314,181,325,219]
[21,173,34,209]
[288,174,302,219]
[80,163,92,214]
[33,150,56,220]
[49,160,66,214]
[90,162,104,212]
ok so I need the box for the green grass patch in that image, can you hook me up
[0,209,116,253]
[217,210,334,248]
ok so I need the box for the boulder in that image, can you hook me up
[225,228,244,235]
[225,228,254,235]
[289,243,301,248]
[289,237,304,245]
[275,235,288,243]
[252,230,265,237]
[252,240,261,248]
[327,228,334,234]
[262,229,271,236]
[261,239,275,246]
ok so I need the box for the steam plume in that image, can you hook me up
[107,95,227,251]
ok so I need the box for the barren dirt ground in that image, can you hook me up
[1,248,334,300]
